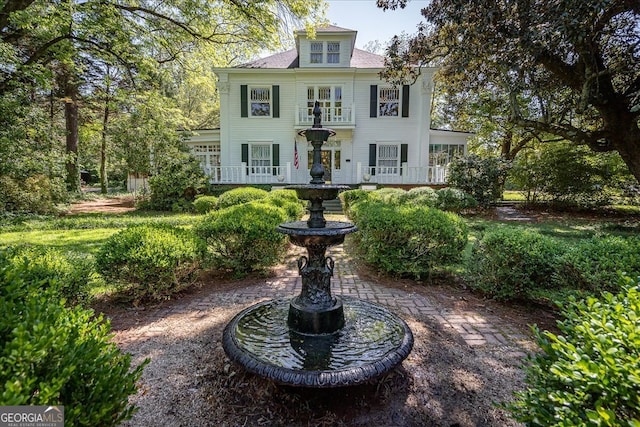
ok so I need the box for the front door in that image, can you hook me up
[307,150,333,182]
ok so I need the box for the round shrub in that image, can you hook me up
[400,186,439,207]
[193,195,218,214]
[194,201,289,277]
[351,200,468,279]
[96,224,203,300]
[466,227,566,300]
[0,254,147,426]
[216,187,268,209]
[436,187,478,212]
[339,189,370,218]
[557,236,640,293]
[265,190,305,221]
[509,278,640,425]
[368,187,406,205]
[2,246,97,305]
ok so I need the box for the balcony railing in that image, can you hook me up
[296,105,355,127]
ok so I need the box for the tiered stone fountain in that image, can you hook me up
[222,102,413,387]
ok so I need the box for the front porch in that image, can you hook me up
[202,162,450,185]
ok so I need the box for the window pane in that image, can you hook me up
[327,42,340,52]
[311,42,323,52]
[250,87,271,117]
[379,87,399,117]
[377,144,399,173]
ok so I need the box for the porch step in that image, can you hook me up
[318,198,343,214]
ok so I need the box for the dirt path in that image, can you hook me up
[66,194,136,215]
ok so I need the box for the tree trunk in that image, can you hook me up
[613,125,640,186]
[100,100,109,194]
[63,71,80,192]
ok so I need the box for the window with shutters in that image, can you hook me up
[250,87,271,117]
[378,144,399,174]
[379,87,400,117]
[251,144,271,174]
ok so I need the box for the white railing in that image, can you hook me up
[203,163,292,184]
[356,163,449,185]
[296,105,354,126]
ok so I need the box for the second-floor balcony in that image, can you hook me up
[296,105,355,127]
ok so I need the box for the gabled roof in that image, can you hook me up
[237,47,384,69]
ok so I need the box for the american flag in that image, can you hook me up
[294,140,299,169]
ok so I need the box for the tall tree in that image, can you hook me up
[1,0,326,191]
[378,0,640,182]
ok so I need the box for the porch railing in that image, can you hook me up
[203,163,292,184]
[356,163,449,185]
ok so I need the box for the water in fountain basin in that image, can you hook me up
[223,296,413,387]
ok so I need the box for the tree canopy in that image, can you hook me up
[378,0,640,182]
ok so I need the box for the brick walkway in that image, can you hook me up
[132,245,534,354]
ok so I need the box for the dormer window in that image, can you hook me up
[310,42,323,63]
[327,42,340,63]
[309,41,341,64]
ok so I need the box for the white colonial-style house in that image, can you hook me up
[186,25,471,187]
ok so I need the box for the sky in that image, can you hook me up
[325,0,427,50]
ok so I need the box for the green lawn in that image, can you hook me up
[2,207,638,307]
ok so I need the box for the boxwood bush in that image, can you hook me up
[193,195,218,214]
[466,227,566,300]
[1,246,97,306]
[509,277,640,425]
[96,224,203,300]
[194,201,289,277]
[0,253,146,426]
[216,187,268,209]
[339,189,370,218]
[399,186,439,207]
[557,236,640,293]
[350,200,468,278]
[265,189,305,221]
[436,187,478,212]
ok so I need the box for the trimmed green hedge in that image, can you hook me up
[1,246,97,305]
[0,252,146,426]
[468,228,640,301]
[96,224,203,300]
[509,278,640,425]
[350,200,468,278]
[194,201,289,277]
[193,195,218,214]
[466,227,566,300]
[216,187,268,209]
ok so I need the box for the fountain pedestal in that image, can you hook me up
[222,102,413,387]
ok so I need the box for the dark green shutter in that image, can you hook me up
[370,85,378,118]
[369,144,377,176]
[400,144,408,175]
[401,85,410,117]
[240,85,248,117]
[272,144,279,175]
[241,143,249,175]
[272,85,279,118]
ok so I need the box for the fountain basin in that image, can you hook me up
[276,221,357,247]
[222,296,414,387]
